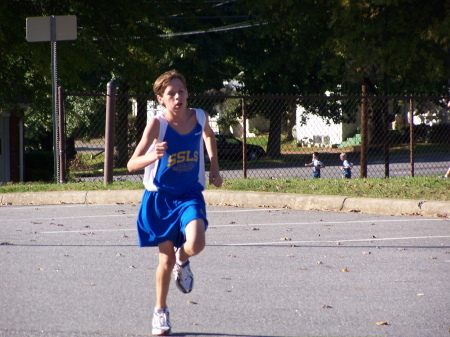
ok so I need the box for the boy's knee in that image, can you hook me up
[184,237,205,256]
[159,253,176,270]
[191,239,205,254]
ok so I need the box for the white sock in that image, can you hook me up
[175,248,187,265]
[155,307,166,314]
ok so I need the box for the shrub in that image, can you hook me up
[24,150,54,182]
[429,124,450,143]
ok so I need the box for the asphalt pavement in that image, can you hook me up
[1,202,449,337]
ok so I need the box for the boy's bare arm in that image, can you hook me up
[203,113,222,187]
[127,118,166,172]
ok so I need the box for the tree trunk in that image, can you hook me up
[136,99,147,143]
[114,96,130,168]
[266,108,282,158]
[285,102,296,142]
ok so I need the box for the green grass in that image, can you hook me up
[210,176,449,201]
[1,176,448,201]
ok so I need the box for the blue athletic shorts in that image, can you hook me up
[136,189,208,248]
[343,168,352,179]
[312,169,321,178]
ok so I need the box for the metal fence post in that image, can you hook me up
[360,85,368,178]
[104,80,116,185]
[409,98,415,177]
[58,86,66,183]
[242,98,247,179]
[383,97,390,178]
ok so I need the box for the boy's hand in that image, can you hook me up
[154,142,167,159]
[209,171,223,187]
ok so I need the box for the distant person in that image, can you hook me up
[127,70,222,336]
[305,151,325,178]
[340,153,353,179]
[442,165,450,178]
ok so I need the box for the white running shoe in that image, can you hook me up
[152,308,171,336]
[173,260,194,293]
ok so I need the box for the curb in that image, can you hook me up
[1,190,448,218]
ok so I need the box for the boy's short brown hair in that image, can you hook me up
[153,69,187,96]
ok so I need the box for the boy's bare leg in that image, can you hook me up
[156,241,176,309]
[177,218,206,262]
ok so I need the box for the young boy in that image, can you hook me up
[127,70,222,335]
[340,152,353,179]
[304,151,325,178]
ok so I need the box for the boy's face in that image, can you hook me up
[157,78,188,111]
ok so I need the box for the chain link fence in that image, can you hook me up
[61,89,450,183]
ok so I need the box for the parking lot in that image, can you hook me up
[1,203,449,337]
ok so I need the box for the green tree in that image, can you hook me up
[0,0,188,150]
[214,0,449,154]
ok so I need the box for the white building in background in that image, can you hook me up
[295,106,359,148]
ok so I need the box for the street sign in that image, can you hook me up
[26,15,77,183]
[26,15,77,42]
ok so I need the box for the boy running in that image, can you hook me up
[127,70,222,335]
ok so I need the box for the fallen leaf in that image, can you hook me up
[417,293,425,296]
[341,267,349,272]
[362,251,371,255]
[280,237,291,241]
[187,300,198,304]
[375,321,389,326]
[322,305,333,309]
[316,261,323,265]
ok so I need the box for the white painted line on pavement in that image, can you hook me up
[41,228,134,234]
[1,214,135,222]
[1,207,282,222]
[221,235,450,246]
[208,208,286,213]
[39,218,447,235]
[212,218,446,228]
